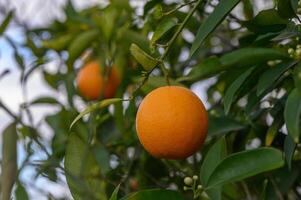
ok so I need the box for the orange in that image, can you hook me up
[136,86,208,159]
[76,61,120,100]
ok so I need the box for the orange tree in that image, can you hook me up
[1,0,301,199]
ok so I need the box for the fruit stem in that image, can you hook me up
[160,62,170,85]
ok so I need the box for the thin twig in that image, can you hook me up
[130,0,203,97]
[0,100,19,121]
[164,0,198,16]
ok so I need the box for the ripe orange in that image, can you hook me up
[136,86,208,159]
[76,61,120,100]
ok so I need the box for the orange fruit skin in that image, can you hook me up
[76,61,120,100]
[136,86,208,159]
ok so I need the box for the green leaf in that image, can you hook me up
[178,57,221,81]
[208,116,246,136]
[43,70,62,89]
[136,76,183,93]
[200,138,227,200]
[272,22,301,41]
[22,58,49,84]
[290,0,298,12]
[64,134,106,200]
[130,44,158,71]
[183,48,287,81]
[42,34,74,51]
[67,30,99,67]
[0,69,10,81]
[1,122,17,200]
[257,61,296,96]
[284,88,301,143]
[243,9,288,33]
[284,135,296,170]
[109,185,120,200]
[242,0,254,20]
[265,115,283,146]
[190,0,240,56]
[201,138,227,185]
[70,98,122,129]
[0,11,13,36]
[277,0,296,18]
[293,62,301,94]
[207,147,284,188]
[122,189,184,200]
[220,48,287,69]
[224,67,254,114]
[151,18,178,45]
[143,0,163,18]
[93,144,110,175]
[117,29,150,53]
[15,182,29,200]
[14,51,25,70]
[30,96,61,105]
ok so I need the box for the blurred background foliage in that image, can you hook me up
[0,0,301,199]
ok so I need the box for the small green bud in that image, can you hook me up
[184,177,193,186]
[183,186,189,191]
[288,48,295,55]
[197,185,203,190]
[296,48,301,57]
[267,61,275,66]
[192,175,198,180]
[297,45,301,49]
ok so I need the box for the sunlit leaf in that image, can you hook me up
[70,98,123,129]
[130,43,158,71]
[42,34,74,51]
[265,115,283,146]
[109,184,120,200]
